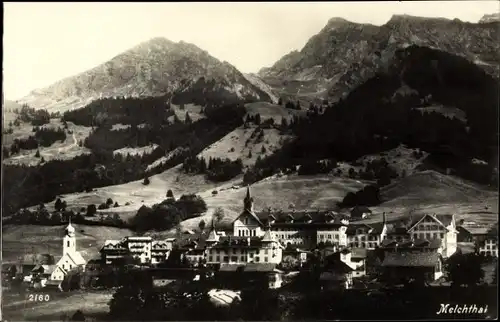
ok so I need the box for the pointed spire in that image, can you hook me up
[206,219,219,243]
[246,185,251,199]
[262,221,274,242]
[243,185,254,212]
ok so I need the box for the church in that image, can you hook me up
[48,222,87,282]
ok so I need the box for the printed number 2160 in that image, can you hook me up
[28,294,50,302]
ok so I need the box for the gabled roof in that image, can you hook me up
[382,252,440,268]
[66,252,86,266]
[458,226,490,235]
[232,209,265,227]
[407,214,448,232]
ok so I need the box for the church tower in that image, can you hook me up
[63,221,77,255]
[243,185,254,213]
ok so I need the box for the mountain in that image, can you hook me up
[18,37,272,112]
[259,15,499,102]
[479,13,500,24]
[250,44,498,188]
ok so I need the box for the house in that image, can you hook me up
[476,224,498,257]
[215,263,285,289]
[386,213,458,258]
[347,213,388,249]
[31,264,57,288]
[350,206,372,220]
[205,223,284,266]
[381,252,443,283]
[100,236,175,265]
[457,225,490,243]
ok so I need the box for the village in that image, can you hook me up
[2,186,498,298]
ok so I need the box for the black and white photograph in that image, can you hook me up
[1,1,499,321]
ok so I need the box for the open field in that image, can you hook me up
[2,224,133,263]
[42,164,240,220]
[198,125,294,167]
[181,174,367,231]
[113,144,158,157]
[244,101,306,123]
[169,103,205,123]
[1,290,113,321]
[352,170,498,226]
[416,105,467,123]
[3,119,92,166]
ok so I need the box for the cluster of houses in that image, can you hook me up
[100,186,497,289]
[3,186,498,291]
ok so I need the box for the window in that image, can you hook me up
[209,256,213,262]
[249,253,254,258]
[328,234,332,239]
[223,256,229,262]
[255,257,260,262]
[231,256,238,262]
[264,249,268,255]
[240,256,245,261]
[264,257,268,263]
[216,256,220,262]
[426,233,431,239]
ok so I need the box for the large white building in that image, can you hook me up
[100,236,175,265]
[228,186,458,258]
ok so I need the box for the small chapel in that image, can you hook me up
[48,221,87,281]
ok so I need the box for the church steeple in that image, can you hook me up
[243,185,254,213]
[63,219,76,255]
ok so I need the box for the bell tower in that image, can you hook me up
[63,220,77,255]
[243,185,254,213]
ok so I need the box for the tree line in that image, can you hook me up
[182,155,243,182]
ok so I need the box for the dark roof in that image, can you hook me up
[380,238,441,249]
[351,248,368,259]
[382,252,440,268]
[346,223,386,236]
[244,263,278,272]
[219,264,244,272]
[209,236,268,249]
[255,210,348,228]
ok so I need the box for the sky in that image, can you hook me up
[3,1,498,100]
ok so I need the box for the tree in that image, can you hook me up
[254,113,261,125]
[106,198,114,207]
[114,201,120,208]
[143,176,150,185]
[198,219,206,232]
[166,189,174,199]
[35,149,41,158]
[185,112,192,124]
[86,204,97,217]
[447,253,484,287]
[261,146,267,154]
[213,207,225,224]
[55,198,63,212]
[278,97,283,106]
[248,150,253,158]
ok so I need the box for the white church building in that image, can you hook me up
[48,222,87,282]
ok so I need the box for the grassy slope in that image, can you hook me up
[3,119,92,166]
[1,224,133,263]
[356,170,498,226]
[198,124,294,167]
[180,175,367,231]
[244,101,305,122]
